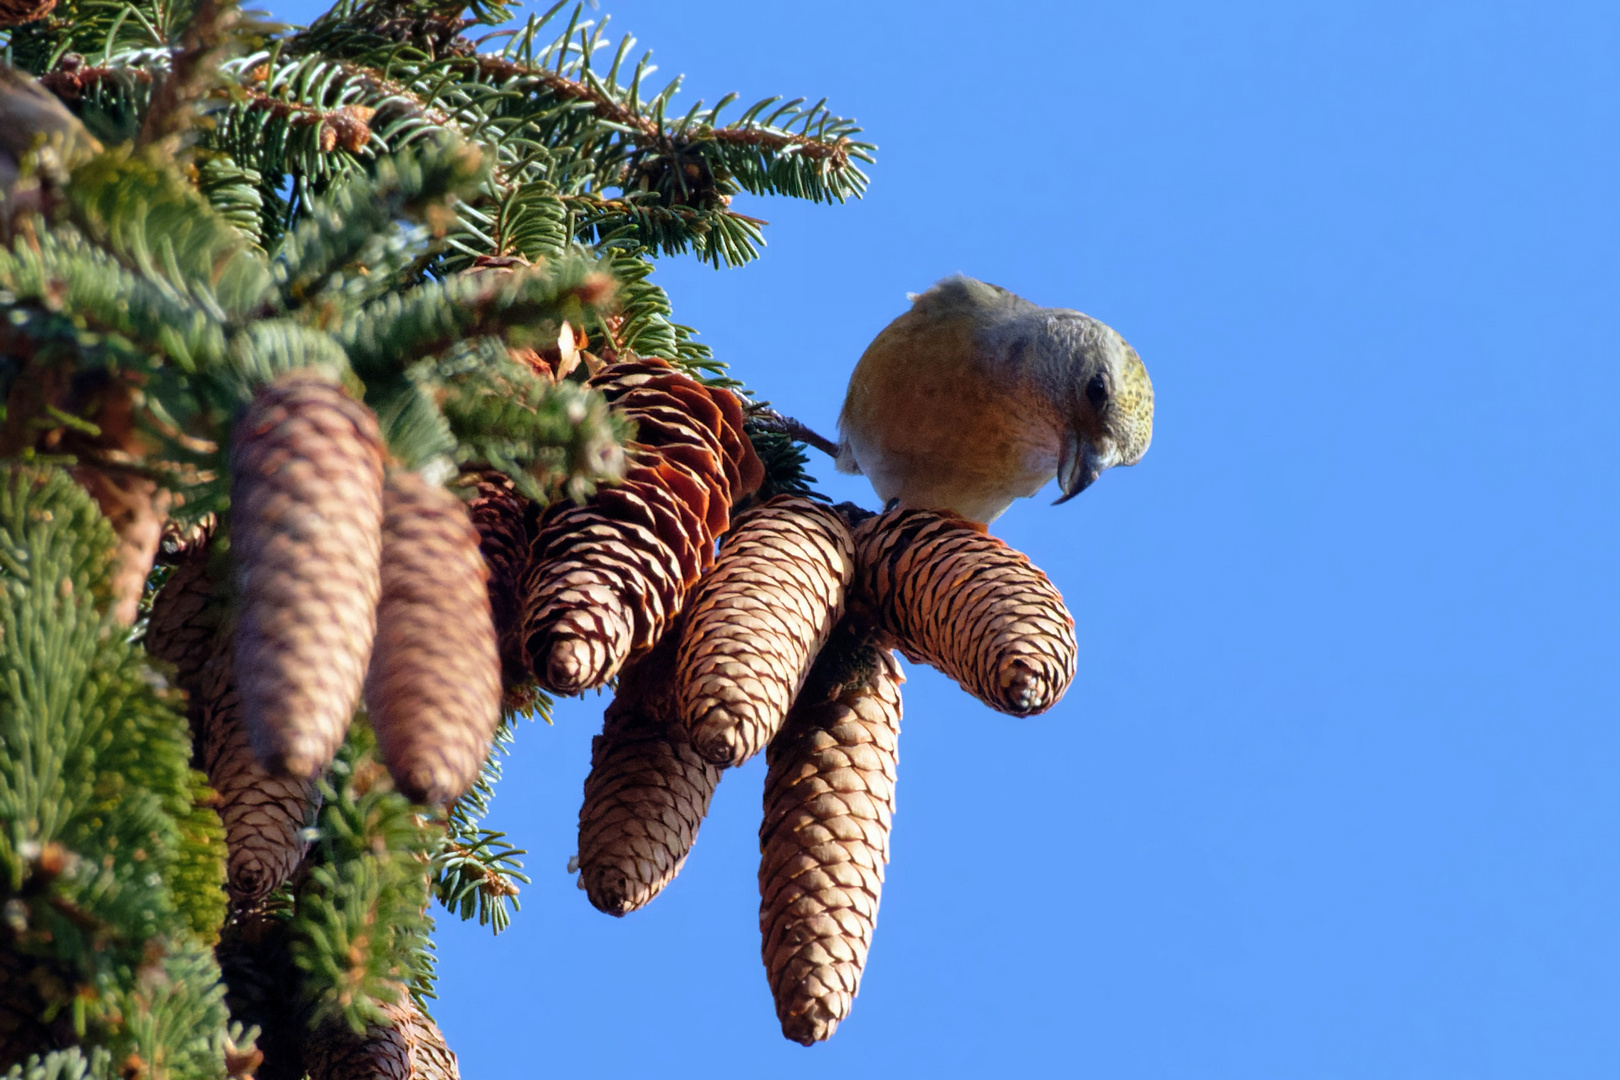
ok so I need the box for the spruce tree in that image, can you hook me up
[2,0,1083,1071]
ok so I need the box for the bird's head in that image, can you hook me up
[1050,323,1154,503]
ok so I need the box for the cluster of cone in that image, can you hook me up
[139,354,1079,1059]
[474,356,1079,1045]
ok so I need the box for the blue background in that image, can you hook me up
[286,2,1619,1075]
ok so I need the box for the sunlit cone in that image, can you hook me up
[522,358,764,694]
[230,371,384,777]
[305,993,458,1080]
[851,507,1076,716]
[675,496,855,767]
[576,637,722,916]
[760,625,903,1045]
[365,471,501,806]
[146,541,320,904]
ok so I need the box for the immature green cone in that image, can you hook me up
[146,540,320,904]
[365,471,501,806]
[305,995,458,1080]
[231,371,385,777]
[576,637,722,916]
[760,626,903,1046]
[675,496,855,767]
[852,507,1076,716]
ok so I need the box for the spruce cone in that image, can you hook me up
[144,535,222,690]
[576,637,722,916]
[461,470,535,691]
[852,507,1077,716]
[147,541,320,905]
[72,464,170,626]
[231,371,385,777]
[522,359,763,694]
[365,471,501,806]
[675,496,855,767]
[305,995,458,1080]
[760,627,903,1046]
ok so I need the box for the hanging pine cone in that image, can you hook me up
[759,625,903,1046]
[852,507,1077,716]
[365,471,501,806]
[71,464,170,626]
[521,358,763,695]
[144,532,222,689]
[146,540,320,904]
[460,470,536,694]
[305,994,458,1080]
[575,636,722,916]
[674,496,855,767]
[231,371,385,778]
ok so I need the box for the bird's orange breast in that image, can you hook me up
[839,310,1063,522]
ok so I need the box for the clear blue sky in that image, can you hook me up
[285,1,1618,1075]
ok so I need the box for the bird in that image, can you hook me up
[836,275,1153,524]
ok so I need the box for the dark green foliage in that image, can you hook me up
[2,0,863,1064]
[433,708,531,934]
[286,720,437,1033]
[0,467,230,1075]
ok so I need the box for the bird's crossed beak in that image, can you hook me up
[1054,433,1119,505]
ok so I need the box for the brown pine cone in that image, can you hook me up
[760,625,903,1046]
[147,540,320,904]
[144,533,222,690]
[521,359,765,694]
[460,470,536,692]
[852,507,1077,716]
[590,357,764,504]
[305,994,458,1080]
[71,464,171,626]
[674,496,855,767]
[231,371,384,777]
[365,471,501,806]
[576,637,722,916]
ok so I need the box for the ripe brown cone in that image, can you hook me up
[146,538,319,904]
[522,358,764,694]
[230,371,384,777]
[852,507,1077,716]
[576,635,722,916]
[675,496,855,767]
[72,464,171,626]
[365,471,501,806]
[460,470,535,692]
[305,994,458,1080]
[759,624,903,1046]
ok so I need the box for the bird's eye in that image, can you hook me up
[1085,373,1110,411]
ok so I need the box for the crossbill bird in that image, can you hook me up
[836,275,1153,524]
